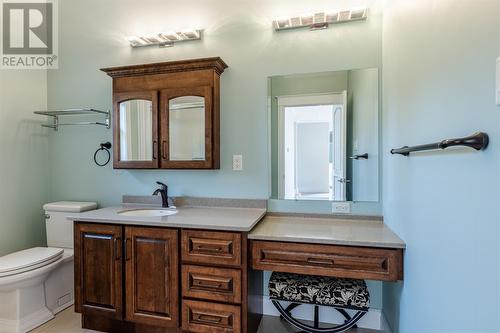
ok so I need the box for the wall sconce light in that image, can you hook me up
[127,30,203,48]
[273,8,367,31]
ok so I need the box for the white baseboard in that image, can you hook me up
[262,298,383,331]
[0,307,54,333]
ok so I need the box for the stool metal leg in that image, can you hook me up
[314,306,319,329]
[282,302,302,320]
[280,302,308,333]
[272,300,367,333]
[334,308,358,329]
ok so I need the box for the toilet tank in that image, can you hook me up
[44,201,97,248]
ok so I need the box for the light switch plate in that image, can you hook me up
[232,154,243,171]
[496,57,500,106]
[332,202,351,214]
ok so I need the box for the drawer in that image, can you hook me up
[182,300,241,333]
[182,265,242,304]
[181,230,242,267]
[251,240,403,281]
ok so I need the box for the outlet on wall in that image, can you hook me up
[332,202,351,214]
[232,154,243,171]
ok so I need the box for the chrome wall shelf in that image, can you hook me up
[34,108,110,131]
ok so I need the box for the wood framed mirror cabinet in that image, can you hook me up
[101,57,227,169]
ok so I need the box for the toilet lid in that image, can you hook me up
[0,247,64,277]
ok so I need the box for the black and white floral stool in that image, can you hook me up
[269,272,370,333]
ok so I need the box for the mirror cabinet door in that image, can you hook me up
[114,92,158,168]
[168,96,206,161]
[160,87,212,168]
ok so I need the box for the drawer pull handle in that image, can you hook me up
[307,258,334,266]
[194,280,223,289]
[196,314,222,324]
[196,246,223,253]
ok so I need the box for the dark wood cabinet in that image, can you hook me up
[102,57,227,170]
[182,300,241,333]
[74,223,123,319]
[251,240,404,282]
[159,86,214,169]
[75,222,261,333]
[181,229,242,267]
[182,265,242,304]
[124,227,178,328]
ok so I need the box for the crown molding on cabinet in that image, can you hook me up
[100,57,228,78]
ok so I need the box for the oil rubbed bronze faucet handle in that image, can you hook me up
[153,181,169,208]
[156,181,167,188]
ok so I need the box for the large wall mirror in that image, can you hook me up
[269,68,379,202]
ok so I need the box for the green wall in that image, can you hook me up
[0,71,48,256]
[382,1,500,331]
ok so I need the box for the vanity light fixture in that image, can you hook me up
[127,29,203,48]
[273,8,367,31]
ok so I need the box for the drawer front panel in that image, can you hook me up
[182,300,241,333]
[251,240,403,281]
[181,230,241,267]
[182,265,242,304]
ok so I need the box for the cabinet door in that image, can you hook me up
[125,227,179,328]
[159,86,215,169]
[113,91,159,169]
[74,223,123,319]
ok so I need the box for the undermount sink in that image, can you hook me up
[118,209,178,217]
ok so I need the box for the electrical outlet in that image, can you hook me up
[332,202,351,214]
[232,154,243,171]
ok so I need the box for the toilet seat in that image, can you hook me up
[0,247,64,278]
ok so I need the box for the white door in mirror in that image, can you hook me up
[496,57,500,106]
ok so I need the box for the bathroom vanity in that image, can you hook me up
[70,203,266,333]
[69,201,404,333]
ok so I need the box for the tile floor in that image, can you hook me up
[30,306,382,333]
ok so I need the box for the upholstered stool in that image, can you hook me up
[269,272,370,333]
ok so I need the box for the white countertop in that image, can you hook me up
[248,215,406,249]
[67,205,267,232]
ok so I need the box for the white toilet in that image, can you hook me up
[0,201,97,333]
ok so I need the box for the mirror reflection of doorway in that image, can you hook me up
[277,92,347,201]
